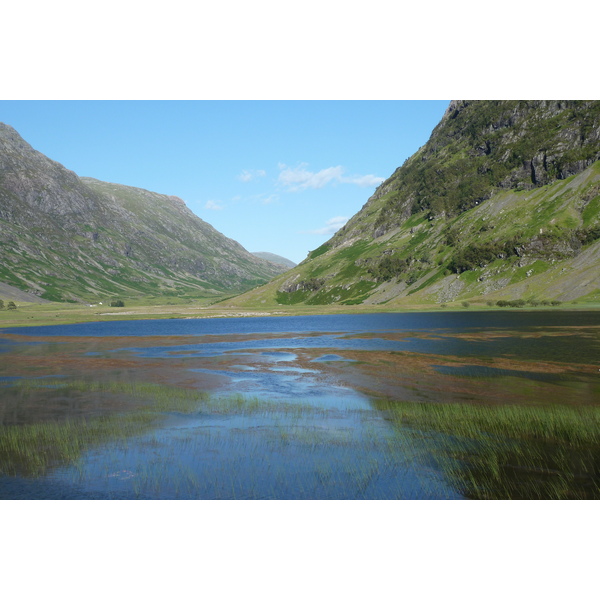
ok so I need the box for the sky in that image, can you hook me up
[0,100,449,264]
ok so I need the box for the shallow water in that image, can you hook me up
[1,311,599,499]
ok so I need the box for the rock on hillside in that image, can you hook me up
[0,123,287,303]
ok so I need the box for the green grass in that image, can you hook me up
[308,243,331,260]
[407,268,447,296]
[379,400,600,499]
[0,414,157,477]
[0,380,207,476]
[2,376,600,498]
[509,260,551,285]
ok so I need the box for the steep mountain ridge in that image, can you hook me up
[0,123,286,303]
[338,100,600,242]
[228,101,600,308]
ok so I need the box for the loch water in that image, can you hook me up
[1,311,598,499]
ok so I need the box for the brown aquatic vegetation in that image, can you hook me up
[2,326,598,410]
[287,347,599,407]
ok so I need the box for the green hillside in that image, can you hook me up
[228,101,600,309]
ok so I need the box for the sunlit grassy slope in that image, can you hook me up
[227,154,600,309]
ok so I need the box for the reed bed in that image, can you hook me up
[2,377,599,499]
[379,401,600,499]
[0,414,155,477]
[381,400,600,445]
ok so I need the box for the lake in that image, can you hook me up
[1,311,599,499]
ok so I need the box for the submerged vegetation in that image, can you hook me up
[381,401,600,500]
[1,377,599,499]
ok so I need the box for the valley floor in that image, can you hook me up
[0,298,599,329]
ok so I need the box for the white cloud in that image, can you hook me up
[204,200,223,210]
[278,163,383,191]
[343,174,385,187]
[238,169,266,182]
[306,216,349,235]
[278,163,343,191]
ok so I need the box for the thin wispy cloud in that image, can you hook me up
[259,194,278,205]
[343,174,385,187]
[238,169,266,182]
[278,163,344,191]
[306,216,349,235]
[204,200,224,210]
[278,163,383,191]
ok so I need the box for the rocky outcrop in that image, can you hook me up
[356,101,600,236]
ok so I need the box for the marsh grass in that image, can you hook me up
[0,378,346,481]
[0,413,158,477]
[379,400,600,499]
[3,377,600,498]
[0,379,207,477]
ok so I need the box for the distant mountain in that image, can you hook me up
[0,123,287,303]
[251,252,296,269]
[229,101,600,308]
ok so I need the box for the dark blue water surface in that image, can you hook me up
[4,311,599,365]
[5,310,600,337]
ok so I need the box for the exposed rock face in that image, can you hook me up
[0,123,287,302]
[340,101,600,243]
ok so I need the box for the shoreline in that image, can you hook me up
[0,300,599,330]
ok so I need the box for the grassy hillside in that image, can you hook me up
[228,102,600,309]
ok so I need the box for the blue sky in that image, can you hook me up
[0,100,448,264]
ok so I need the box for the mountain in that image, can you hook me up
[0,123,287,303]
[251,252,296,269]
[229,101,600,308]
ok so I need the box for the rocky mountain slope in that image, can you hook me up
[251,252,296,269]
[0,123,287,303]
[229,101,600,308]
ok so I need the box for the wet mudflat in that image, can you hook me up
[1,311,599,499]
